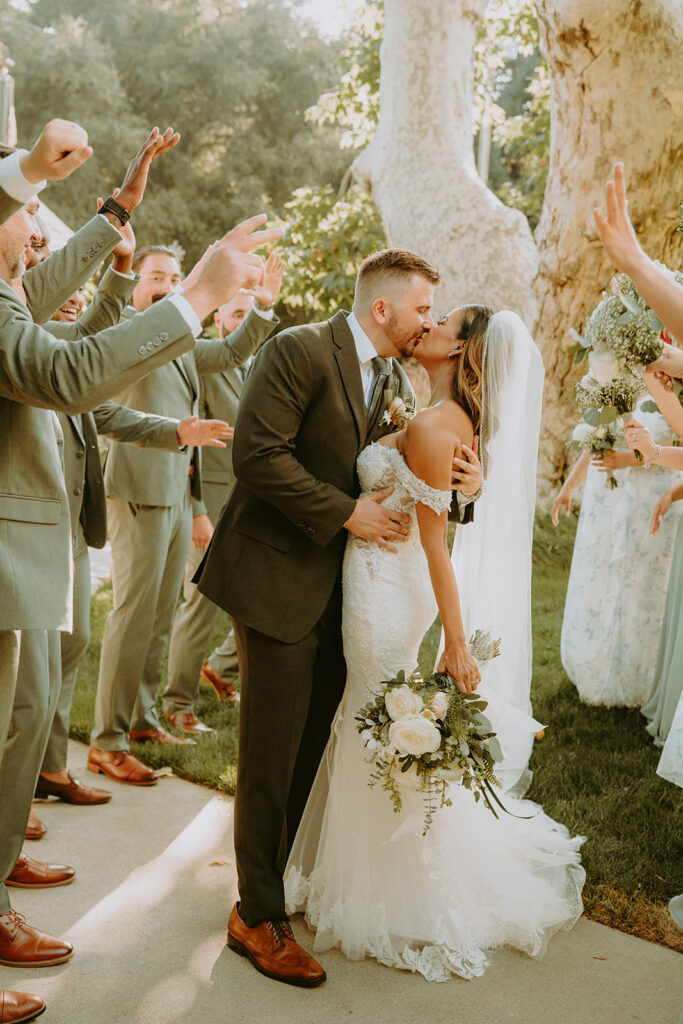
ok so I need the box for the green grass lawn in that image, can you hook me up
[73,515,682,952]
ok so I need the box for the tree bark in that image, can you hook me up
[533,0,683,498]
[354,0,538,318]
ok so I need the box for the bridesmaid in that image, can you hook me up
[552,396,681,706]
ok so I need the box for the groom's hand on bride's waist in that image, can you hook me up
[343,487,411,552]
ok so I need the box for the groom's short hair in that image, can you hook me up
[355,249,439,303]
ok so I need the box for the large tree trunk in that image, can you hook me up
[353,0,538,317]
[533,0,683,498]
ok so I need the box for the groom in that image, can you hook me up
[197,249,482,986]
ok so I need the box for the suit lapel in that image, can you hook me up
[173,352,198,400]
[330,310,367,444]
[365,360,391,441]
[222,367,243,400]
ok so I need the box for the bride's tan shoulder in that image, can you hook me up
[407,401,473,444]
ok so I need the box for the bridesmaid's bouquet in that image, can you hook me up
[354,631,504,835]
[566,269,683,377]
[567,420,625,489]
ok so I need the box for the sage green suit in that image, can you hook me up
[0,194,199,914]
[39,268,186,774]
[163,312,278,716]
[92,306,277,749]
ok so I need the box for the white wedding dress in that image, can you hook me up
[284,441,585,982]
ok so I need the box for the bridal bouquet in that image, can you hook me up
[355,631,504,835]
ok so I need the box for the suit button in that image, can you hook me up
[153,338,162,348]
[146,341,155,352]
[138,345,146,355]
[76,450,84,459]
[159,332,168,341]
[56,437,64,446]
[73,488,82,496]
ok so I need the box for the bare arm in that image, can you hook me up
[642,368,683,437]
[594,162,683,341]
[551,450,590,525]
[404,415,481,692]
[624,419,683,470]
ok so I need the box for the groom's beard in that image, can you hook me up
[385,313,426,358]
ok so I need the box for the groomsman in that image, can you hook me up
[89,244,281,775]
[33,229,232,808]
[0,117,280,1019]
[163,258,283,735]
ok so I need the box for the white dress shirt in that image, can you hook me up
[346,311,381,406]
[0,149,46,203]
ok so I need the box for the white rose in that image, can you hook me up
[385,685,424,721]
[588,349,621,383]
[571,421,592,444]
[389,396,405,419]
[430,692,449,720]
[595,426,607,440]
[389,714,441,757]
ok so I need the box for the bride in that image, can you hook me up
[284,305,585,981]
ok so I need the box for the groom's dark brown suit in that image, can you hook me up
[198,310,426,925]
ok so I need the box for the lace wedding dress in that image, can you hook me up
[284,442,585,982]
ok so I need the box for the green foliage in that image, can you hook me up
[279,183,385,320]
[1,0,348,266]
[494,62,550,229]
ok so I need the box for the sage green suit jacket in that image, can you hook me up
[0,191,197,631]
[104,307,278,508]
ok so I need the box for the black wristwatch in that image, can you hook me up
[98,195,131,227]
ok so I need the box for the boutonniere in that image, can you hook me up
[382,394,415,430]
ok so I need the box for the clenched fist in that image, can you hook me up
[20,119,93,183]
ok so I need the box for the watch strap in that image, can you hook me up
[98,195,131,226]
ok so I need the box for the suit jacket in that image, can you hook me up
[192,312,279,523]
[0,190,197,631]
[104,306,277,508]
[45,267,181,554]
[196,310,414,644]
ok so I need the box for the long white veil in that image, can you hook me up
[440,310,545,797]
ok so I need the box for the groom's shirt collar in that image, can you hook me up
[347,312,380,405]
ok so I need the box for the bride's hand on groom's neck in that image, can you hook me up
[344,488,411,552]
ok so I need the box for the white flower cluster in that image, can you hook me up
[574,370,645,415]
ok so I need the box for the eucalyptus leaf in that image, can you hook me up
[640,400,659,414]
[583,408,601,426]
[616,290,642,315]
[598,406,620,424]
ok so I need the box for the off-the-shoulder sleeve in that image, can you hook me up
[388,449,452,515]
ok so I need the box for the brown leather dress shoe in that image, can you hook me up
[86,747,157,786]
[227,903,326,988]
[35,770,112,805]
[24,814,46,842]
[6,852,75,889]
[0,911,73,968]
[0,990,45,1023]
[129,727,195,746]
[165,712,215,737]
[200,662,240,704]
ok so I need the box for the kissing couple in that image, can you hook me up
[197,249,585,985]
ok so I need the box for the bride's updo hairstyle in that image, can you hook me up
[450,303,493,435]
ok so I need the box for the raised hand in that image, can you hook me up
[593,162,645,275]
[647,341,683,381]
[451,436,481,496]
[343,487,411,552]
[20,119,93,183]
[97,190,135,274]
[252,252,284,308]
[176,416,234,447]
[217,214,286,254]
[115,127,181,213]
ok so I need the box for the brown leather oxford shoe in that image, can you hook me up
[129,727,195,746]
[227,903,326,988]
[0,911,73,968]
[6,852,75,890]
[24,814,46,842]
[87,747,157,786]
[200,662,240,704]
[165,712,215,737]
[0,990,45,1023]
[35,770,112,805]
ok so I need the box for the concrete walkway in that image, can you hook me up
[2,741,680,1024]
